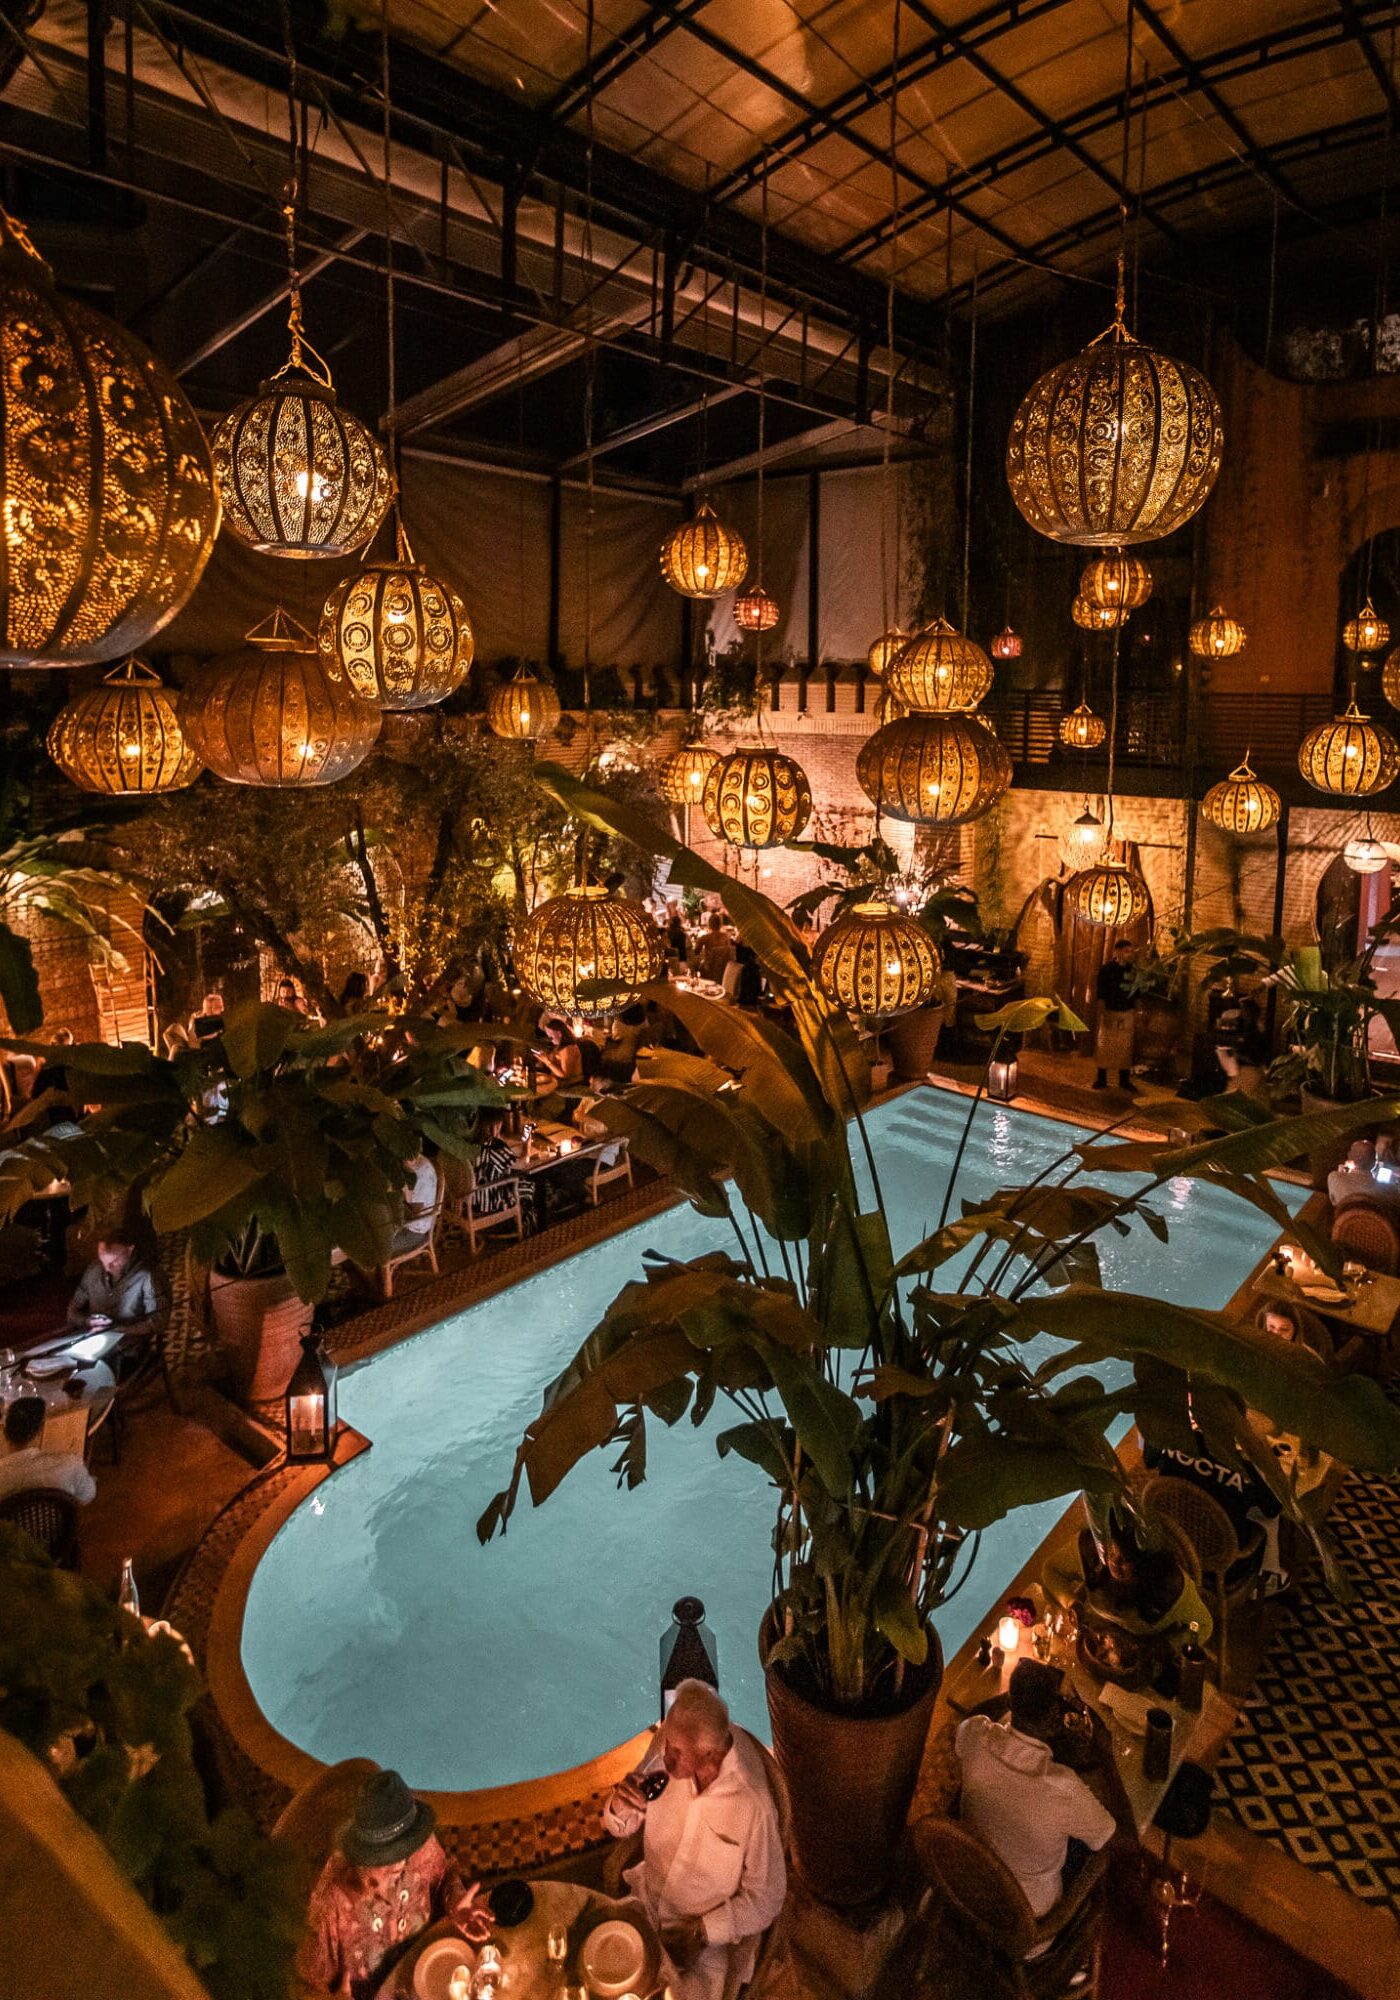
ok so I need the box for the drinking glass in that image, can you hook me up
[1031,1622,1053,1663]
[547,1927,568,1969]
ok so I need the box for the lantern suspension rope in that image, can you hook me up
[275,6,329,388]
[1361,9,1397,616]
[878,0,902,653]
[380,0,400,527]
[581,0,597,712]
[961,258,977,634]
[756,153,771,696]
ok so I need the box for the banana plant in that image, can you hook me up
[478,771,1400,1711]
[0,1004,508,1303]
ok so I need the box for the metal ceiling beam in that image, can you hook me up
[682,417,909,489]
[390,306,652,434]
[1339,0,1400,131]
[555,383,746,471]
[172,223,369,375]
[542,0,709,124]
[834,5,1371,266]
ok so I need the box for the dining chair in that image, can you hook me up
[912,1814,1108,1998]
[372,1199,443,1299]
[458,1165,526,1256]
[588,1138,633,1205]
[1330,1196,1400,1276]
[39,1398,90,1461]
[0,1487,80,1568]
[1142,1474,1260,1686]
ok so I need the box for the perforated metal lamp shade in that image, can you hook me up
[658,744,720,805]
[212,370,394,558]
[659,501,748,599]
[1297,702,1400,799]
[867,628,909,677]
[1072,594,1124,632]
[813,900,941,1019]
[319,529,473,710]
[1080,552,1153,611]
[180,611,381,787]
[486,667,562,741]
[1201,759,1280,834]
[513,884,664,1016]
[1063,862,1151,928]
[733,583,780,632]
[47,659,202,794]
[1188,607,1247,659]
[1382,648,1400,712]
[0,211,218,668]
[990,626,1023,660]
[1059,701,1107,750]
[1006,323,1223,548]
[1343,601,1390,654]
[856,712,1012,826]
[702,745,812,849]
[887,618,994,712]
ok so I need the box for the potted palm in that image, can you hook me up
[480,770,1400,1904]
[0,1004,506,1398]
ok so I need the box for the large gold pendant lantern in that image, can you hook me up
[702,745,812,849]
[1189,607,1247,660]
[856,712,1011,826]
[1006,316,1223,547]
[1080,551,1152,613]
[660,501,748,599]
[1064,860,1150,929]
[1297,700,1400,799]
[1201,758,1280,835]
[658,744,720,806]
[47,659,202,795]
[180,609,381,787]
[813,900,940,1019]
[1381,646,1400,712]
[319,525,473,710]
[1072,594,1124,632]
[867,627,909,678]
[733,583,780,633]
[1059,700,1107,751]
[486,666,562,742]
[514,885,664,1017]
[1343,600,1390,655]
[0,211,218,668]
[887,618,994,713]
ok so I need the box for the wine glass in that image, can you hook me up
[547,1927,568,1975]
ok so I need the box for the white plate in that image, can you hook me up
[580,1919,646,1999]
[1301,1284,1348,1305]
[24,1356,72,1380]
[412,1937,477,2000]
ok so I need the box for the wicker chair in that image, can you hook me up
[0,1486,80,1567]
[272,1756,380,1872]
[1143,1474,1260,1686]
[913,1815,1107,1998]
[1331,1196,1400,1276]
[588,1138,633,1205]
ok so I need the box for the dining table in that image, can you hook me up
[1252,1264,1400,1340]
[374,1878,663,2000]
[1,1340,116,1457]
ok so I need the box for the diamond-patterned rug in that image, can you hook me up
[1215,1469,1400,1911]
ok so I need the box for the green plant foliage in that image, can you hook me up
[478,773,1400,1714]
[0,1526,305,2000]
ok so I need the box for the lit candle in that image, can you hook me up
[997,1614,1021,1655]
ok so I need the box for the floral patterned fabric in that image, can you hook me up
[297,1836,466,1999]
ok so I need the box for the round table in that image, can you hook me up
[379,1881,662,2000]
[7,1353,115,1446]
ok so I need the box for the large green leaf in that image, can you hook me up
[0,924,40,1034]
[871,1570,929,1665]
[220,1002,296,1080]
[761,1343,862,1498]
[645,984,831,1141]
[147,1128,265,1233]
[716,1420,794,1487]
[936,1430,1122,1529]
[1080,1095,1400,1180]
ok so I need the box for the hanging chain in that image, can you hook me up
[756,154,770,695]
[274,7,333,385]
[961,258,977,632]
[381,0,401,532]
[879,0,901,651]
[581,0,597,711]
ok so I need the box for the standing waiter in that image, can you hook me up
[1092,935,1138,1091]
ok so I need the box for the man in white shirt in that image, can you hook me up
[0,1395,96,1504]
[602,1681,786,2000]
[956,1661,1117,1921]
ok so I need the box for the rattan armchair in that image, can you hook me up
[0,1486,80,1567]
[1143,1474,1261,1686]
[914,1815,1107,1997]
[1331,1196,1400,1276]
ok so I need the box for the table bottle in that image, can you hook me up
[117,1558,140,1623]
[1178,1623,1206,1713]
[1143,1706,1173,1782]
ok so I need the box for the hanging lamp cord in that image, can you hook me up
[381,0,400,531]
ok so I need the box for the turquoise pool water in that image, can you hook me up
[241,1088,1301,1790]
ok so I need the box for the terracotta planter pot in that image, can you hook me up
[761,1612,943,1906]
[209,1268,314,1403]
[885,1006,943,1082]
[1134,997,1181,1066]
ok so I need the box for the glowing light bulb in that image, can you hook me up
[695,562,711,582]
[294,468,328,503]
[884,958,901,977]
[689,772,704,792]
[1346,745,1359,760]
[119,738,140,759]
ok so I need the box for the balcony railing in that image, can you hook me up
[980,689,1337,786]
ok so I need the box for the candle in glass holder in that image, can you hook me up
[997,1614,1020,1656]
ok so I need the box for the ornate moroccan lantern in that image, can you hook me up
[180,609,381,788]
[1345,835,1389,875]
[813,900,940,1019]
[702,744,812,849]
[1382,647,1400,712]
[1059,803,1108,871]
[887,618,994,713]
[873,683,908,727]
[513,884,663,1016]
[1060,700,1107,751]
[658,744,720,806]
[1071,594,1124,632]
[1201,758,1280,835]
[856,712,1011,826]
[733,583,779,633]
[0,210,218,669]
[867,627,909,677]
[47,659,202,795]
[318,525,473,710]
[1297,700,1400,799]
[1063,860,1150,929]
[1006,315,1223,548]
[212,201,393,559]
[1080,551,1152,613]
[1189,606,1246,660]
[486,666,562,742]
[990,626,1022,660]
[1343,599,1390,654]
[659,501,748,599]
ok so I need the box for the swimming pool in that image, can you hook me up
[241,1087,1301,1791]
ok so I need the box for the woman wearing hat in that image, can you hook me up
[298,1769,492,1998]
